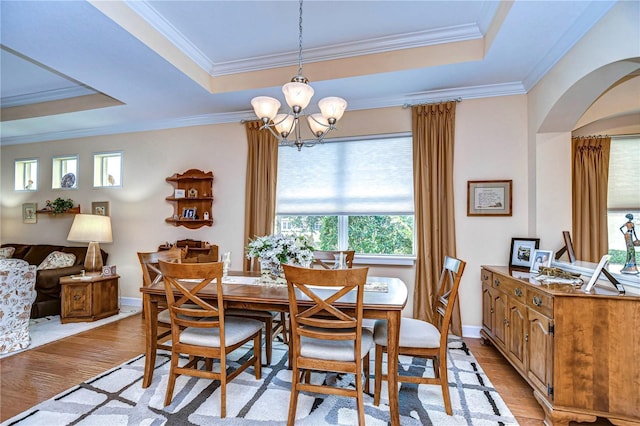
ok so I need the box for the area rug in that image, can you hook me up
[2,336,517,425]
[0,305,141,359]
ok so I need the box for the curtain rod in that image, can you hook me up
[402,97,462,109]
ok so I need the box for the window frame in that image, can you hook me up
[51,154,78,190]
[93,151,123,188]
[275,133,416,265]
[14,158,38,191]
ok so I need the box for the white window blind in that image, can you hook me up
[276,135,414,215]
[608,136,640,210]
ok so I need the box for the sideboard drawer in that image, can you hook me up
[481,269,492,287]
[527,286,553,317]
[492,275,527,303]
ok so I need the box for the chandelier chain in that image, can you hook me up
[297,0,304,76]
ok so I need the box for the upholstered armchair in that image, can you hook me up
[0,259,37,354]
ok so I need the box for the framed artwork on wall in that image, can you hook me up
[467,180,512,216]
[92,201,110,216]
[22,202,37,224]
[509,237,540,270]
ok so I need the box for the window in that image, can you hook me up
[14,158,38,191]
[275,134,414,258]
[607,136,640,271]
[93,151,122,188]
[52,155,78,189]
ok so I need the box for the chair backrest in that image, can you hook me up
[158,261,225,338]
[434,256,466,344]
[137,249,182,287]
[283,264,369,360]
[312,250,355,269]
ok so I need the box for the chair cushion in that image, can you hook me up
[373,317,441,348]
[158,304,204,324]
[299,328,373,362]
[180,317,263,347]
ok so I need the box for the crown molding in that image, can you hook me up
[1,86,96,108]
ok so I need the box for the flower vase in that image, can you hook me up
[259,259,286,286]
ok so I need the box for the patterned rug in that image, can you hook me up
[2,337,517,425]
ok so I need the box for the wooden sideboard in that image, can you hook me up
[480,266,640,426]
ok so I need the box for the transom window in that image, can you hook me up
[275,134,415,257]
[52,155,78,189]
[93,151,123,188]
[14,158,38,191]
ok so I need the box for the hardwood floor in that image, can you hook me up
[0,315,613,424]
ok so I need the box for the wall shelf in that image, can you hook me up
[165,169,214,229]
[36,206,81,215]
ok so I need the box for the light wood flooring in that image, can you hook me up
[0,314,612,424]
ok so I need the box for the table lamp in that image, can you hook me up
[67,214,112,275]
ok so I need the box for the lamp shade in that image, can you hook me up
[67,214,112,275]
[282,81,314,110]
[67,214,112,243]
[318,97,347,121]
[251,96,281,121]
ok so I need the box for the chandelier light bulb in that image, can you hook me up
[318,97,347,122]
[251,96,281,121]
[282,81,314,111]
[274,113,296,137]
[307,113,329,137]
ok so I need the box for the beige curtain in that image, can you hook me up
[572,136,611,263]
[243,121,279,271]
[412,101,461,336]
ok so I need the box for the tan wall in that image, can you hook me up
[1,98,529,332]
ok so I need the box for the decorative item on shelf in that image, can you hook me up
[51,197,75,214]
[620,213,640,275]
[533,266,583,287]
[188,188,198,198]
[246,233,314,286]
[250,0,347,151]
[530,249,553,273]
[181,207,197,220]
[174,189,185,199]
[67,214,113,275]
[102,265,117,276]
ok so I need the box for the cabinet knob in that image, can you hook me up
[525,333,529,342]
[494,279,500,286]
[514,287,523,297]
[74,295,81,301]
[483,274,488,280]
[533,296,543,306]
[490,308,494,313]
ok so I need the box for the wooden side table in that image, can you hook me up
[60,274,120,323]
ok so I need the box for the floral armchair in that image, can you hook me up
[0,259,37,354]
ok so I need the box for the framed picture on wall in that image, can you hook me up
[22,202,37,224]
[92,201,110,217]
[509,237,540,270]
[467,180,512,216]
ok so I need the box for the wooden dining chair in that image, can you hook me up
[158,260,262,417]
[137,248,183,350]
[373,255,466,415]
[283,264,371,425]
[312,250,355,269]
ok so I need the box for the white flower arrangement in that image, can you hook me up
[246,233,315,267]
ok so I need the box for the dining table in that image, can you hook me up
[139,272,408,426]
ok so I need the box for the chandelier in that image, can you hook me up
[250,0,347,151]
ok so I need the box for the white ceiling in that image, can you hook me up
[0,0,619,145]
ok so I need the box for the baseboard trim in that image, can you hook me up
[120,296,142,308]
[462,325,482,339]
